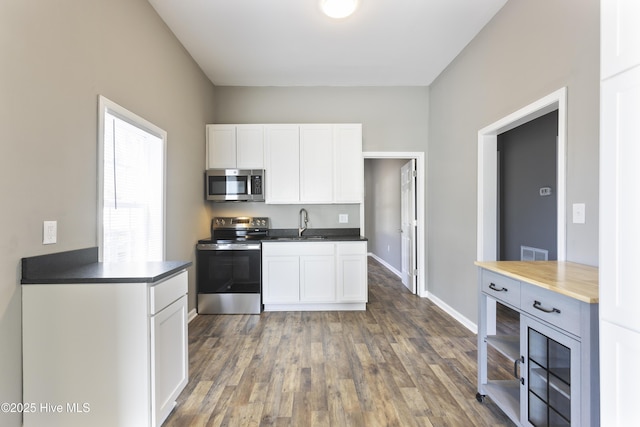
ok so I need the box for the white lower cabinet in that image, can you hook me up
[262,255,300,303]
[337,242,368,302]
[151,294,189,427]
[262,241,367,310]
[599,320,640,426]
[300,254,336,302]
[22,270,188,427]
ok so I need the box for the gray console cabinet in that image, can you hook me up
[475,261,599,426]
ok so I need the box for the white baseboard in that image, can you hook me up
[367,253,402,278]
[426,292,477,334]
[368,253,476,334]
[188,308,198,323]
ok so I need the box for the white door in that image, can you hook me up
[401,160,417,293]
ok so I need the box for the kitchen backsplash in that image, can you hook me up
[207,203,361,229]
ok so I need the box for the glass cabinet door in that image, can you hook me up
[521,316,580,426]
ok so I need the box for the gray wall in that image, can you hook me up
[499,111,558,261]
[428,0,600,323]
[364,159,407,272]
[0,0,216,424]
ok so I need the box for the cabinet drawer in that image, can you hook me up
[521,283,582,337]
[262,242,335,256]
[336,241,366,256]
[481,270,521,307]
[149,271,188,315]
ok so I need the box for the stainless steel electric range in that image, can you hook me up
[196,216,269,314]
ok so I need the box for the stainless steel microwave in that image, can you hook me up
[205,169,265,202]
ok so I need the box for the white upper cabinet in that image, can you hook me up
[265,124,300,203]
[334,124,363,203]
[206,125,235,169]
[300,124,334,203]
[601,0,640,79]
[206,124,264,169]
[264,123,363,204]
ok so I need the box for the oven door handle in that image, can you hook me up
[197,243,261,251]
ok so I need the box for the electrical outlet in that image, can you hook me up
[339,214,349,224]
[43,221,57,245]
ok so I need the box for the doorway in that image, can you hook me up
[362,152,425,297]
[498,111,559,261]
[477,87,567,262]
[477,88,567,333]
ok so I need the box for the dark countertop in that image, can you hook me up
[264,228,368,242]
[21,247,191,285]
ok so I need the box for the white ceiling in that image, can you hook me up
[148,0,508,87]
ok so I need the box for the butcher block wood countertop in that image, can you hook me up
[474,261,599,304]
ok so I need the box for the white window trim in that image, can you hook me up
[97,95,167,262]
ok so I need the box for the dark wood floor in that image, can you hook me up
[164,257,514,426]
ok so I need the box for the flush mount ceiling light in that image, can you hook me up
[319,0,359,19]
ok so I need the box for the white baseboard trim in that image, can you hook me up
[368,253,476,333]
[367,253,402,278]
[188,308,198,323]
[426,292,478,334]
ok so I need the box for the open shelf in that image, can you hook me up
[485,380,521,425]
[486,335,520,361]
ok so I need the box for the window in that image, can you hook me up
[98,96,166,262]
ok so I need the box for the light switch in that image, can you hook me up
[43,220,57,244]
[572,203,586,224]
[339,214,349,224]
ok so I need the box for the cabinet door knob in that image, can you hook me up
[533,300,561,314]
[513,356,524,379]
[489,283,508,292]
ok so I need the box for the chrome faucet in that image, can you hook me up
[298,208,309,237]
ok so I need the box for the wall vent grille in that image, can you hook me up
[520,246,549,261]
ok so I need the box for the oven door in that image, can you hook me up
[196,245,261,294]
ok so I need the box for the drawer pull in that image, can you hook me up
[533,300,561,314]
[489,283,508,292]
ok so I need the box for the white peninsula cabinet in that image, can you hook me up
[206,124,264,169]
[262,241,367,311]
[22,260,189,427]
[264,123,363,204]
